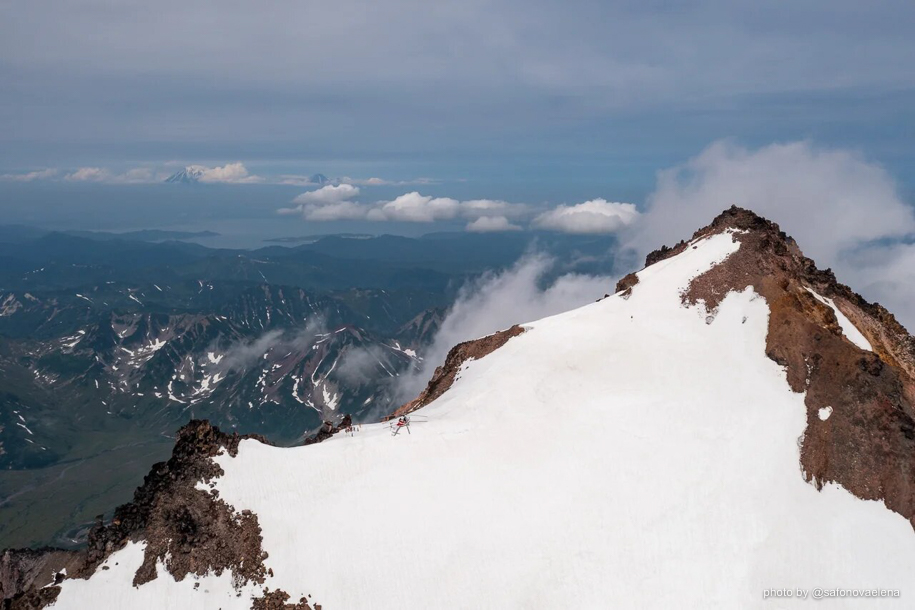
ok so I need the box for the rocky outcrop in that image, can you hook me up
[0,548,82,610]
[1,420,337,609]
[80,420,270,585]
[614,272,639,298]
[302,414,353,446]
[251,589,320,609]
[650,205,915,528]
[393,325,526,417]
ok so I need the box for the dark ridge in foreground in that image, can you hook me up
[1,419,343,609]
[650,205,915,528]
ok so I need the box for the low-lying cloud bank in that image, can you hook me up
[0,163,426,187]
[0,168,58,182]
[191,162,262,184]
[280,185,642,235]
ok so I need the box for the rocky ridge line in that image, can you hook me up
[1,418,349,609]
[648,205,915,528]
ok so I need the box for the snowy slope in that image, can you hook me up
[52,230,915,609]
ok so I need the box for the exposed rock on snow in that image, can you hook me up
[614,271,640,298]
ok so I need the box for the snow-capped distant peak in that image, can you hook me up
[164,166,207,184]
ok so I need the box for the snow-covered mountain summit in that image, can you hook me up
[163,166,207,184]
[5,207,915,609]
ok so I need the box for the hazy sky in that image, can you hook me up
[1,0,914,185]
[1,0,914,259]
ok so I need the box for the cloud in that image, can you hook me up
[0,168,58,182]
[217,319,325,373]
[278,175,436,187]
[461,199,528,219]
[6,0,913,154]
[217,329,284,372]
[62,166,163,183]
[336,345,387,384]
[396,254,614,400]
[466,216,521,232]
[626,139,915,329]
[65,167,110,182]
[369,192,460,222]
[367,192,528,223]
[292,184,360,205]
[278,188,530,226]
[118,167,159,183]
[279,184,371,220]
[304,201,372,221]
[6,163,255,185]
[194,162,262,184]
[343,177,393,186]
[534,199,640,234]
[339,176,438,187]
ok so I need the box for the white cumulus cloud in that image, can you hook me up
[280,184,371,220]
[370,192,462,222]
[367,193,528,223]
[466,216,522,232]
[195,162,262,183]
[534,199,640,234]
[292,184,360,205]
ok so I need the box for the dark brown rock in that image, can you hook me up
[614,272,639,298]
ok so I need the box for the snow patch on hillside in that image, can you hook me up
[806,288,872,351]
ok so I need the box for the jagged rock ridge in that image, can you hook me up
[650,206,915,527]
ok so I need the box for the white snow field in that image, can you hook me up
[54,231,915,609]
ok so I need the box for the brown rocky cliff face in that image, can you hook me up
[0,548,82,609]
[652,206,915,528]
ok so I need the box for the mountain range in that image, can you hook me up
[3,207,913,608]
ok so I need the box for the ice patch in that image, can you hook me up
[806,289,872,351]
